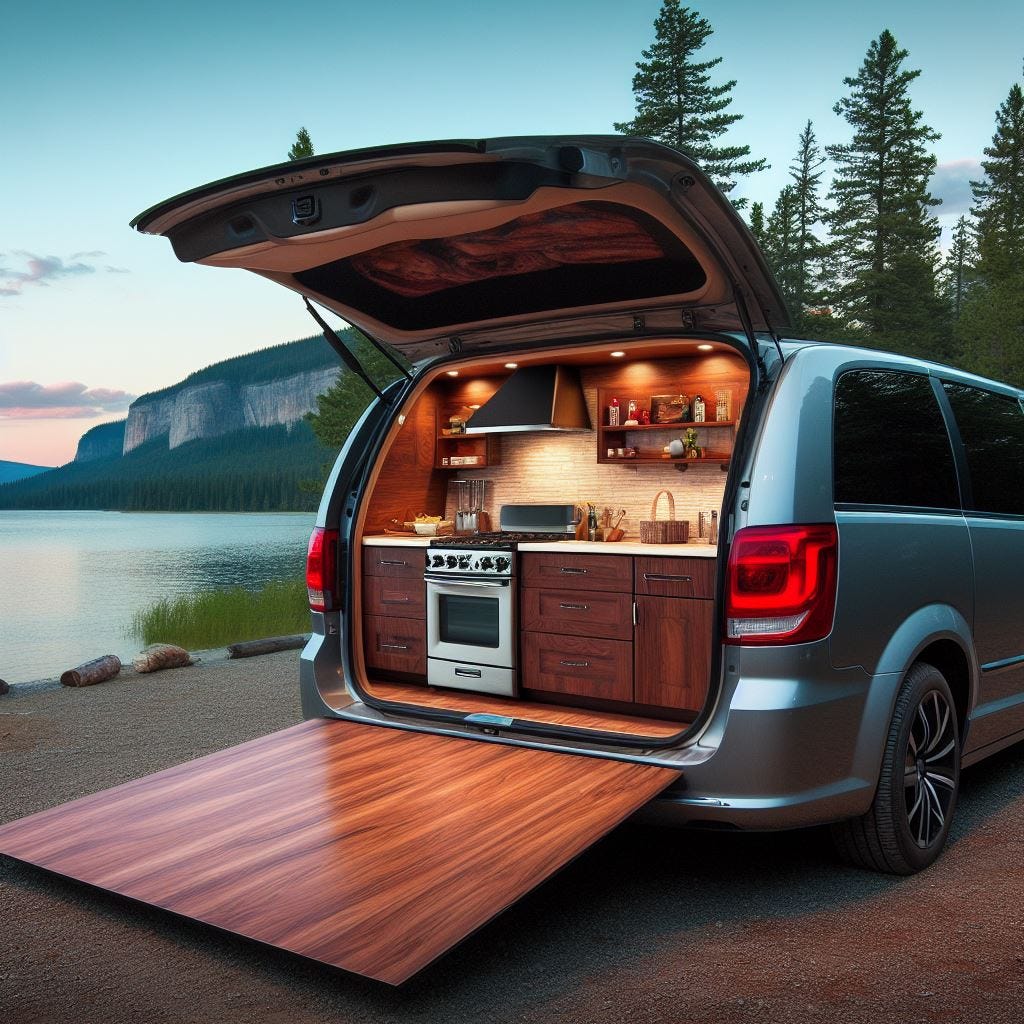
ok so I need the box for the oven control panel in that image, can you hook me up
[426,549,514,576]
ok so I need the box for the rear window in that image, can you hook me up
[295,201,707,331]
[834,370,959,510]
[942,382,1024,516]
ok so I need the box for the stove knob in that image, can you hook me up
[445,555,458,568]
[479,556,494,571]
[495,556,510,572]
[431,554,445,568]
[457,555,471,569]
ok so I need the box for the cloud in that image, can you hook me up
[931,159,983,217]
[0,250,128,297]
[0,380,135,420]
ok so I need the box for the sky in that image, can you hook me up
[2,0,1022,466]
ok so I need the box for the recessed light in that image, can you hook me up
[504,362,518,369]
[697,344,713,351]
[610,351,626,358]
[446,370,459,377]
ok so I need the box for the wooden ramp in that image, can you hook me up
[0,718,675,985]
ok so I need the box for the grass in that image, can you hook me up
[131,578,310,650]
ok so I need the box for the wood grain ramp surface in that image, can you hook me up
[0,718,676,985]
[368,679,688,738]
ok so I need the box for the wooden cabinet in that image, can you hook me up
[520,552,632,593]
[521,632,633,703]
[634,596,713,711]
[363,615,427,675]
[362,545,427,680]
[521,587,633,641]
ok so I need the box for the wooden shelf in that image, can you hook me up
[600,420,736,432]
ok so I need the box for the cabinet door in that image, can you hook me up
[364,576,426,619]
[362,547,426,579]
[521,631,633,702]
[634,597,713,711]
[635,556,715,599]
[363,614,427,676]
[520,553,632,592]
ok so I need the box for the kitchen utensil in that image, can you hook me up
[639,490,689,544]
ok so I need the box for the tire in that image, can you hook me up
[832,661,960,875]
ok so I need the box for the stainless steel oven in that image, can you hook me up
[425,554,516,696]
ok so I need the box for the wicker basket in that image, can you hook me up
[639,490,690,544]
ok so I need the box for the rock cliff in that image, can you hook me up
[123,367,339,453]
[75,419,127,462]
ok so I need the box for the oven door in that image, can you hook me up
[425,574,515,672]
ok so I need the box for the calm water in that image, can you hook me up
[0,510,315,684]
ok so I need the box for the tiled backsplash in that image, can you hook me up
[444,364,739,542]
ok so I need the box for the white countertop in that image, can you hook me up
[361,535,717,556]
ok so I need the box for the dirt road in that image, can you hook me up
[3,651,1023,1023]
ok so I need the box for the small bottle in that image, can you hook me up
[608,397,620,426]
[640,406,651,425]
[587,505,598,542]
[693,394,706,422]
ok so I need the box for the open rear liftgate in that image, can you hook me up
[0,719,675,985]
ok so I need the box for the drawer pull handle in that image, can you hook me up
[559,567,588,575]
[644,572,694,583]
[455,667,483,678]
[380,642,410,651]
[381,596,411,604]
[378,559,409,566]
[559,659,590,668]
[559,602,590,611]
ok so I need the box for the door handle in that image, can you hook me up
[381,596,411,603]
[559,659,590,668]
[643,572,694,583]
[454,667,483,678]
[378,559,410,567]
[558,602,590,611]
[380,642,410,651]
[559,567,588,575]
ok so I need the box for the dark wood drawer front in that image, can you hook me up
[521,587,633,641]
[362,546,426,579]
[521,632,632,702]
[634,596,713,711]
[364,576,425,619]
[635,556,716,599]
[363,615,427,675]
[521,553,632,593]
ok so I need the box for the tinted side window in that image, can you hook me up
[834,370,959,509]
[942,383,1024,516]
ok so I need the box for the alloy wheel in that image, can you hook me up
[904,689,958,849]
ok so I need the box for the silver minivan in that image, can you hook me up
[133,135,1024,879]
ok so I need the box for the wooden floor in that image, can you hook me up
[0,718,676,985]
[368,680,689,738]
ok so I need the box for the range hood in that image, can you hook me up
[465,365,591,434]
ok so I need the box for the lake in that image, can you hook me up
[0,510,315,685]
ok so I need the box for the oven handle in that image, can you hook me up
[424,575,510,589]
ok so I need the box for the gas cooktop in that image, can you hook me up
[429,531,572,550]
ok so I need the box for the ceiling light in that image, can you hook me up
[610,351,626,358]
[697,344,713,351]
[504,362,518,369]
[446,370,459,377]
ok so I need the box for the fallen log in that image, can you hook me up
[60,655,122,688]
[132,644,194,674]
[227,634,310,659]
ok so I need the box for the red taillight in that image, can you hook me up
[306,527,340,612]
[725,524,838,645]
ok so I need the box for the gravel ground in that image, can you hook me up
[3,652,1024,1024]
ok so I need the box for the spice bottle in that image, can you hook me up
[693,394,706,422]
[608,397,620,426]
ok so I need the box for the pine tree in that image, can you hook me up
[288,127,315,161]
[788,121,827,324]
[940,215,976,322]
[748,201,766,248]
[614,1,767,201]
[958,73,1024,383]
[825,30,945,358]
[763,185,801,312]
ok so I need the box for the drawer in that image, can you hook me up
[521,587,633,641]
[521,631,632,702]
[520,552,632,593]
[364,575,426,619]
[362,546,426,579]
[363,614,427,676]
[635,556,715,599]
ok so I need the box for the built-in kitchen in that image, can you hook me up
[354,341,750,739]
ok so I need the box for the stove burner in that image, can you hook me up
[429,531,573,550]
